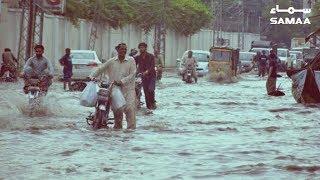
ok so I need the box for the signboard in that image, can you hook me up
[37,0,65,14]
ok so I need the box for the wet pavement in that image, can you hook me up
[0,72,320,179]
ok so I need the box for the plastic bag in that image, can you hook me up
[111,86,126,110]
[80,82,99,107]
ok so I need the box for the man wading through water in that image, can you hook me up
[266,50,278,95]
[59,48,73,91]
[90,43,137,129]
[135,42,157,110]
[259,50,268,78]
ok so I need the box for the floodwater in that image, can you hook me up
[0,72,320,180]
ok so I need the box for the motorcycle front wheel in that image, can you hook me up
[93,110,106,130]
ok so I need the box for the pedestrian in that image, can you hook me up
[59,48,73,91]
[135,42,157,110]
[23,45,54,94]
[0,48,18,80]
[129,48,138,58]
[259,50,268,77]
[182,50,198,83]
[266,50,278,95]
[154,50,164,81]
[209,46,215,60]
[90,43,137,129]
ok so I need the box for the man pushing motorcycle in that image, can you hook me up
[89,43,137,130]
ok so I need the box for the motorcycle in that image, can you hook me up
[0,69,17,82]
[86,80,114,130]
[26,77,48,115]
[183,65,194,83]
[135,73,143,109]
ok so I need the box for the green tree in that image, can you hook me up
[64,0,212,36]
[64,0,135,28]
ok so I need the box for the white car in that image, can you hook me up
[277,48,291,63]
[249,48,272,55]
[176,50,210,77]
[239,52,256,73]
[289,51,304,69]
[67,50,102,80]
[289,50,303,61]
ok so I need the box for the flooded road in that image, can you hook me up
[1,72,320,179]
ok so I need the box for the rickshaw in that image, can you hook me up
[208,47,239,83]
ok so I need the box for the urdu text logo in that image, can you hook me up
[270,5,311,25]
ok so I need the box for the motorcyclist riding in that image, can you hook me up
[22,45,54,94]
[182,50,198,83]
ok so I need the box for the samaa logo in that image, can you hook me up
[270,5,311,25]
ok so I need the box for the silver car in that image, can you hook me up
[62,50,102,80]
[239,52,256,73]
[176,50,210,77]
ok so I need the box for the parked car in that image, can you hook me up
[249,47,271,55]
[277,48,291,71]
[176,50,210,77]
[60,50,102,80]
[287,54,297,69]
[277,48,290,64]
[239,52,256,73]
[289,50,304,68]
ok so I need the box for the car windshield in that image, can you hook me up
[290,52,303,59]
[240,53,254,61]
[249,48,270,55]
[277,50,288,57]
[290,54,297,59]
[211,50,231,61]
[72,52,95,59]
[193,53,209,62]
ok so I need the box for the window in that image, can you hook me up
[193,53,209,62]
[249,48,271,55]
[240,53,254,61]
[211,50,231,61]
[71,53,95,59]
[277,50,287,57]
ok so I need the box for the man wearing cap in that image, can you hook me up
[135,42,157,110]
[90,43,137,129]
[22,45,54,94]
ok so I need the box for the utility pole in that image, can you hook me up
[154,0,167,67]
[211,0,215,46]
[18,0,44,70]
[241,0,245,50]
[88,0,102,50]
[26,0,34,59]
[219,0,222,40]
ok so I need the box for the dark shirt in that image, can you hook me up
[259,55,267,66]
[268,54,278,78]
[135,52,156,79]
[59,54,73,75]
